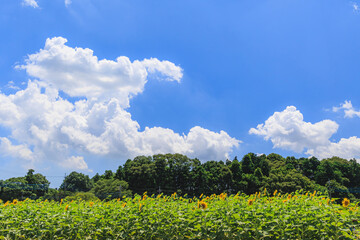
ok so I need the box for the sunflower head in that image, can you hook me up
[248,198,254,206]
[342,198,350,208]
[198,201,208,209]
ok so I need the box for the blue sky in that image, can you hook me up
[1,0,360,186]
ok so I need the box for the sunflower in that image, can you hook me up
[248,198,254,206]
[198,201,208,209]
[342,198,350,208]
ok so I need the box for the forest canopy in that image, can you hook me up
[1,153,359,201]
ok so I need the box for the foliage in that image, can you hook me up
[59,171,93,192]
[1,191,360,239]
[65,192,99,202]
[0,170,49,201]
[2,153,360,202]
[91,179,131,200]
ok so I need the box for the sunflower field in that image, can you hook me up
[1,190,360,239]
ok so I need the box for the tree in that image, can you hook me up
[0,170,50,201]
[241,173,261,194]
[229,158,243,192]
[202,161,232,194]
[299,157,320,180]
[0,177,29,201]
[25,169,50,197]
[241,153,255,174]
[60,172,92,192]
[190,158,208,195]
[326,180,354,202]
[92,173,101,183]
[166,154,193,193]
[263,169,323,194]
[115,166,125,180]
[103,170,114,179]
[124,156,156,194]
[91,179,131,200]
[153,154,168,191]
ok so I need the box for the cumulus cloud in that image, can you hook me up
[250,105,360,160]
[0,137,34,167]
[249,106,338,153]
[306,137,360,160]
[0,37,239,171]
[60,156,91,171]
[22,0,39,8]
[333,100,360,118]
[17,37,183,107]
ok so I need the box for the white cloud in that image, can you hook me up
[22,0,39,8]
[65,0,72,7]
[5,81,20,90]
[250,105,360,160]
[0,137,34,165]
[60,156,91,171]
[0,37,239,171]
[17,37,183,107]
[184,126,241,160]
[249,106,338,153]
[333,100,360,118]
[354,3,359,11]
[306,136,360,160]
[0,81,239,169]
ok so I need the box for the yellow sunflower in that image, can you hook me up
[342,198,350,208]
[198,201,208,209]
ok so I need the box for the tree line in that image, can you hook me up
[1,153,360,201]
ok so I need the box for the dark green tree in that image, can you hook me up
[123,156,155,194]
[60,172,92,192]
[115,166,125,180]
[241,153,255,174]
[91,179,131,200]
[103,170,114,179]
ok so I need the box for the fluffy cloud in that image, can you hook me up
[60,156,90,171]
[333,100,360,118]
[306,137,360,160]
[250,106,360,160]
[249,106,338,153]
[18,37,182,107]
[22,0,39,8]
[0,137,34,163]
[0,37,239,171]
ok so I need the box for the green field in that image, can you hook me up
[0,191,359,239]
